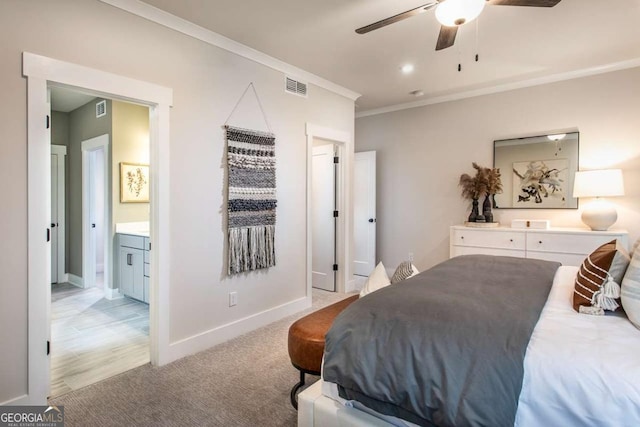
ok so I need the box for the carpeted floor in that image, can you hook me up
[49,289,354,427]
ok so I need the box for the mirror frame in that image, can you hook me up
[493,130,580,209]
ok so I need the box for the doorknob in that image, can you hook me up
[368,218,376,223]
[92,223,96,228]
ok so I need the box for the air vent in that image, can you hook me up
[285,76,308,98]
[96,100,106,118]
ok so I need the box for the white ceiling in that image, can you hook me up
[142,1,640,113]
[50,86,96,113]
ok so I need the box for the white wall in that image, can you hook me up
[0,0,354,403]
[355,68,640,271]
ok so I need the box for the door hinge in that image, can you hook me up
[333,264,338,271]
[47,340,50,355]
[46,115,50,129]
[46,228,50,242]
[333,210,339,218]
[333,156,339,164]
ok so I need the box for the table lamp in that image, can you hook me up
[573,169,625,231]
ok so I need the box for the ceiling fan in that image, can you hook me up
[355,0,562,51]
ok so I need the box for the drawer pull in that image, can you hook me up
[127,253,133,266]
[510,239,513,242]
[539,241,543,244]
[461,236,464,239]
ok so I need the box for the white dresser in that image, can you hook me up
[449,225,629,266]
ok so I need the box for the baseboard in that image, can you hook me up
[166,295,312,363]
[104,287,123,300]
[61,273,69,284]
[0,394,29,406]
[347,276,366,293]
[68,274,84,288]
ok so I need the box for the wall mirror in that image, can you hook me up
[493,131,579,209]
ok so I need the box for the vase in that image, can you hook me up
[468,198,479,222]
[483,194,493,223]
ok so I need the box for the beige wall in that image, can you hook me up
[111,100,150,225]
[0,0,354,403]
[355,67,640,271]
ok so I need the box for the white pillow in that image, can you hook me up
[360,262,390,297]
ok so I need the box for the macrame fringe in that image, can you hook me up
[228,225,275,275]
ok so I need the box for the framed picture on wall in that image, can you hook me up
[120,162,149,203]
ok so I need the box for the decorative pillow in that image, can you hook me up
[360,262,391,297]
[621,244,640,329]
[390,261,420,284]
[573,240,630,315]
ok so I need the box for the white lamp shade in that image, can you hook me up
[435,0,485,26]
[573,169,625,198]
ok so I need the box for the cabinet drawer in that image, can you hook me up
[144,262,150,277]
[451,245,525,258]
[119,234,145,249]
[526,232,618,255]
[452,229,525,250]
[527,251,586,267]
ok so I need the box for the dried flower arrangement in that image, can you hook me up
[459,163,502,223]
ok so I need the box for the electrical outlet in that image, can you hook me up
[408,252,414,262]
[229,291,238,307]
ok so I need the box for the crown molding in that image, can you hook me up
[356,57,640,119]
[98,0,360,102]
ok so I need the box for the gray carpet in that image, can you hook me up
[49,289,354,427]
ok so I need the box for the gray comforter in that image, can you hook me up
[323,255,560,427]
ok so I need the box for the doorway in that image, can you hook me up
[311,142,338,292]
[305,123,352,297]
[24,52,172,404]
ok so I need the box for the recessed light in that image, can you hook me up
[401,64,414,74]
[409,90,424,97]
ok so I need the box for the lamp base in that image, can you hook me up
[581,199,618,231]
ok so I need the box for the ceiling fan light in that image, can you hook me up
[435,0,485,27]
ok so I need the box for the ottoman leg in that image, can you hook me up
[290,369,306,410]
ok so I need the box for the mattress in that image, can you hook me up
[310,266,640,427]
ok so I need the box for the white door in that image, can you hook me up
[353,151,377,277]
[51,154,58,282]
[311,144,336,291]
[51,149,67,284]
[82,134,109,289]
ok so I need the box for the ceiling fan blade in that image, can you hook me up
[487,0,561,6]
[355,2,438,34]
[435,26,458,51]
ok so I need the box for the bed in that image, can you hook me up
[298,255,640,427]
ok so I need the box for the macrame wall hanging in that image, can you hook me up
[224,83,276,275]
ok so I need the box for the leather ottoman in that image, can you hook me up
[287,294,359,409]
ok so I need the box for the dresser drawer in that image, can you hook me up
[451,245,525,259]
[526,232,618,255]
[526,251,586,267]
[452,228,525,251]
